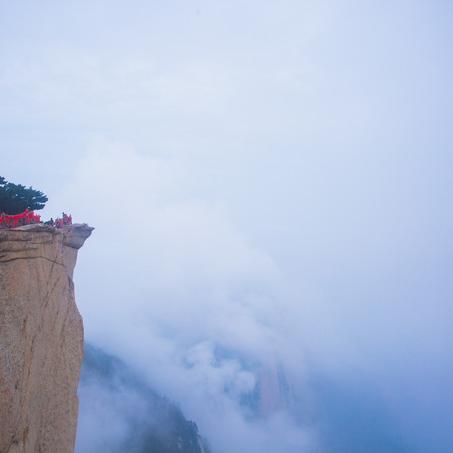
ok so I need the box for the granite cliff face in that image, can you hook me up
[0,224,92,453]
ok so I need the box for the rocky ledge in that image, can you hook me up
[0,224,93,453]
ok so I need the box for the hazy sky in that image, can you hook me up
[2,1,453,452]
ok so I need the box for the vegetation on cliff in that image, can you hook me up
[0,176,48,214]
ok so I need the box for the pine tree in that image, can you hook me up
[0,176,48,214]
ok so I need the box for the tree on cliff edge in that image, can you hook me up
[0,176,48,214]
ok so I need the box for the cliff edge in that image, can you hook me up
[0,224,93,453]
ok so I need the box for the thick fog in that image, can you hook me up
[2,1,453,452]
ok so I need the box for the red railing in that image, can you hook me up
[0,209,41,228]
[0,211,73,229]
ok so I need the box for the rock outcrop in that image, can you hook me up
[0,224,93,453]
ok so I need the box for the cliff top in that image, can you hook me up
[0,223,94,250]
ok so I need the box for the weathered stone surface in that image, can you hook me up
[0,224,92,453]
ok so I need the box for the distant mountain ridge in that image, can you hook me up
[77,343,211,453]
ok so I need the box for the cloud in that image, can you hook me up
[59,130,453,452]
[54,140,314,451]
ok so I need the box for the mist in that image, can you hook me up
[2,1,453,451]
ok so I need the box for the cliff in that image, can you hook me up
[0,224,93,453]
